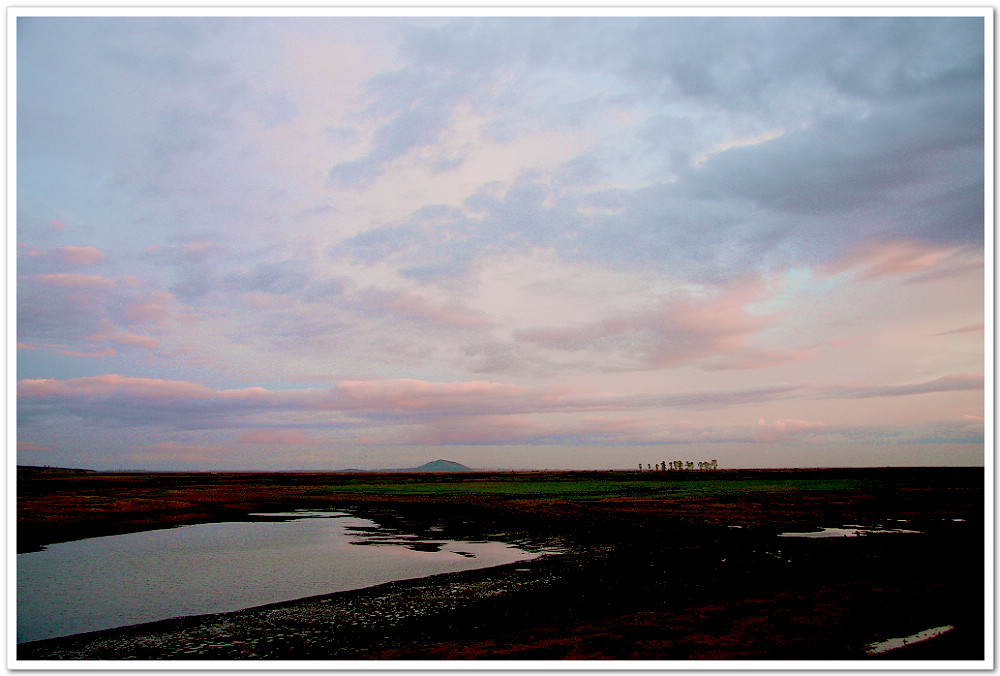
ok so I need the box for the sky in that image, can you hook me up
[14,12,989,471]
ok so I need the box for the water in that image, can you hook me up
[17,510,548,644]
[865,626,955,655]
[778,526,922,538]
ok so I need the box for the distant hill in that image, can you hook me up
[395,459,474,473]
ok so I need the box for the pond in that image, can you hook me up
[777,525,922,538]
[17,510,550,644]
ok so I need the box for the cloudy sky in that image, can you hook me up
[15,12,988,471]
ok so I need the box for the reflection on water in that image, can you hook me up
[778,525,922,538]
[865,625,955,655]
[18,510,548,644]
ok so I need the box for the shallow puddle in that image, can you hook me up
[865,625,955,655]
[778,526,921,538]
[18,509,552,643]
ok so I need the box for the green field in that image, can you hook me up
[309,474,879,500]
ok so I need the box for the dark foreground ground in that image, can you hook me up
[16,466,987,662]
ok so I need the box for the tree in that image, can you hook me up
[685,461,694,471]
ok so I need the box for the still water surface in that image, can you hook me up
[18,510,545,643]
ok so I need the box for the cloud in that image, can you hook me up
[120,290,175,331]
[18,243,106,271]
[406,415,539,445]
[753,418,827,443]
[16,370,983,456]
[328,103,454,187]
[60,245,105,266]
[820,372,983,399]
[145,241,225,263]
[816,240,975,281]
[235,429,323,445]
[318,16,983,286]
[354,286,495,330]
[15,17,986,469]
[122,441,234,464]
[935,323,984,336]
[18,264,179,357]
[17,441,53,452]
[18,276,113,345]
[18,374,269,400]
[32,273,115,289]
[514,281,807,371]
[55,346,118,358]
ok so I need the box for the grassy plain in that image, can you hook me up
[16,466,986,661]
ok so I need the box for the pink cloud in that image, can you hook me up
[51,220,66,231]
[145,241,224,262]
[702,347,816,371]
[33,273,115,289]
[182,241,224,258]
[327,379,528,411]
[17,374,268,400]
[821,372,984,399]
[515,280,805,371]
[108,333,160,349]
[235,429,324,445]
[816,239,973,281]
[935,323,984,336]
[123,441,233,464]
[320,378,592,415]
[122,291,175,330]
[407,415,539,445]
[59,245,105,266]
[17,372,982,448]
[17,441,53,451]
[829,335,866,348]
[360,288,495,329]
[55,347,118,358]
[18,244,105,268]
[753,418,827,443]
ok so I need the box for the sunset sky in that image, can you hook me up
[14,12,989,471]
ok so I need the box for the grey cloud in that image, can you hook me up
[353,286,495,330]
[329,104,454,187]
[821,372,983,399]
[169,263,217,302]
[256,90,299,127]
[17,279,110,345]
[319,16,985,288]
[513,290,782,372]
[224,259,312,295]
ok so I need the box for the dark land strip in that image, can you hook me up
[16,467,987,661]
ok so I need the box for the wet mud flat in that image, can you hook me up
[16,467,986,661]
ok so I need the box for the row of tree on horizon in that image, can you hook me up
[641,459,719,472]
